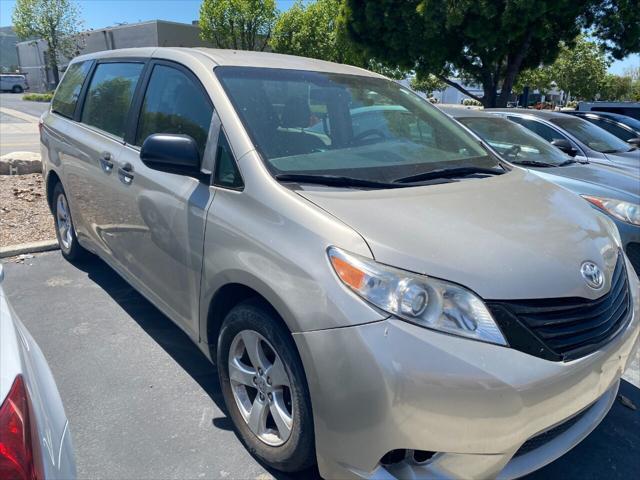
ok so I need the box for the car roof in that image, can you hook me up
[439,107,496,119]
[569,111,629,122]
[485,108,569,120]
[71,47,384,78]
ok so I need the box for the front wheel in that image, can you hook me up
[12,85,23,93]
[52,182,87,262]
[217,300,315,472]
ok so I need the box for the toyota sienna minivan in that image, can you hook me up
[41,48,640,480]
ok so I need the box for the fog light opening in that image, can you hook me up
[412,449,436,464]
[380,449,406,466]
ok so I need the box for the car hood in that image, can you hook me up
[603,150,640,173]
[296,169,620,301]
[530,163,640,202]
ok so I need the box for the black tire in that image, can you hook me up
[52,182,88,262]
[12,85,23,93]
[217,300,315,472]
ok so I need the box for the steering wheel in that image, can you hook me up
[352,129,387,144]
[505,144,521,159]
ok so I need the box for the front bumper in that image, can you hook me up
[293,264,640,479]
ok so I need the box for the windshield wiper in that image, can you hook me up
[275,173,452,189]
[510,159,558,168]
[393,166,505,184]
[558,159,578,166]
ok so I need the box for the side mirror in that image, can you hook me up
[627,137,640,147]
[140,134,201,176]
[551,138,578,157]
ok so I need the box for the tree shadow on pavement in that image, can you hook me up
[73,256,321,480]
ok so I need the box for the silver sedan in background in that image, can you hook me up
[0,265,76,479]
[487,108,640,175]
[443,108,640,275]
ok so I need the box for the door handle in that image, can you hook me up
[118,162,134,185]
[99,152,114,173]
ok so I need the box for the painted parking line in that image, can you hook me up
[0,106,40,123]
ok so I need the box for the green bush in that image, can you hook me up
[22,92,53,102]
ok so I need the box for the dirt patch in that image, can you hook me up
[0,173,55,247]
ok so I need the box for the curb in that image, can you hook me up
[0,240,59,259]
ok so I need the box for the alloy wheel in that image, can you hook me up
[228,330,294,446]
[56,193,73,250]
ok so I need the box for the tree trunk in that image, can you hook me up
[48,45,60,86]
[481,84,497,108]
[496,31,534,107]
[51,58,60,85]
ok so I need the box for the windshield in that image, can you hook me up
[215,67,499,183]
[550,116,632,153]
[457,116,569,165]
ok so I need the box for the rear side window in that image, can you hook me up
[52,61,92,119]
[135,64,213,157]
[507,116,566,143]
[81,62,144,138]
[587,118,635,141]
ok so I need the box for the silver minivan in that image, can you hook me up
[41,48,640,480]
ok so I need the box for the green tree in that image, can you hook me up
[199,0,277,51]
[410,73,446,96]
[552,36,609,102]
[12,0,82,85]
[513,67,554,96]
[341,0,640,107]
[599,74,634,100]
[270,0,405,78]
[584,0,640,60]
[271,0,353,63]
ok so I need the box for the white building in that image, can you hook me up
[16,20,213,92]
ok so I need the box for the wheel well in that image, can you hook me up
[207,283,283,357]
[46,170,61,212]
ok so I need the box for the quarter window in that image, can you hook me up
[214,131,243,189]
[51,61,92,119]
[81,62,144,138]
[135,64,213,157]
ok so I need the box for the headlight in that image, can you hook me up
[327,247,507,345]
[582,195,640,226]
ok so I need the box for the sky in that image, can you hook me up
[0,0,638,75]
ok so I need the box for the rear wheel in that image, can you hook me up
[12,85,23,93]
[52,182,87,262]
[217,300,315,472]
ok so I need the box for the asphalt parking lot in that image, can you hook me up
[1,251,639,479]
[0,91,51,118]
[0,92,46,155]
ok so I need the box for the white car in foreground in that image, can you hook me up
[0,265,76,479]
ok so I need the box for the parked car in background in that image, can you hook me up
[41,48,640,480]
[0,74,29,93]
[487,108,640,175]
[0,265,76,479]
[445,108,640,275]
[563,111,640,145]
[577,101,640,121]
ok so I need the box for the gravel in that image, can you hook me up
[0,173,55,247]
